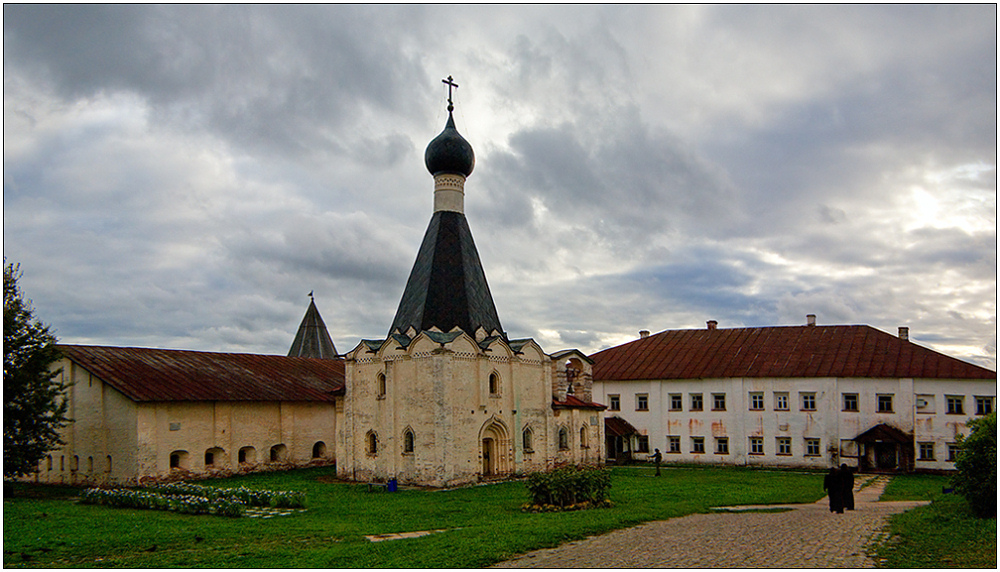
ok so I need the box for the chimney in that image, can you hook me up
[639,330,650,339]
[707,320,718,330]
[806,314,816,327]
[898,326,909,341]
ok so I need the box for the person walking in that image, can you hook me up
[652,448,662,476]
[824,466,843,513]
[840,463,855,510]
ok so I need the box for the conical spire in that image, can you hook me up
[288,296,338,359]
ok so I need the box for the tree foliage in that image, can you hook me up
[951,411,996,518]
[4,260,68,478]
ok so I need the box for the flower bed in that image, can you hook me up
[78,483,306,517]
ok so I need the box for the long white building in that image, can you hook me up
[591,318,996,472]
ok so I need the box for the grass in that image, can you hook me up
[871,474,997,568]
[4,465,824,568]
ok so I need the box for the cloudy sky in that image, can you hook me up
[4,5,996,368]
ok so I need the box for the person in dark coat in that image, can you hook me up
[652,448,662,476]
[840,463,855,510]
[824,467,843,513]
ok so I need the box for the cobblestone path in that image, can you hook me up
[492,476,928,568]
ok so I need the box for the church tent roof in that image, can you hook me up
[288,298,338,359]
[58,345,345,403]
[591,325,996,381]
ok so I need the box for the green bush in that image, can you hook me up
[951,412,996,518]
[525,465,611,510]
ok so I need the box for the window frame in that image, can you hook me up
[636,393,649,411]
[975,396,994,416]
[947,443,960,462]
[636,435,650,453]
[669,393,683,411]
[712,393,726,411]
[805,439,821,457]
[945,395,964,415]
[608,394,621,411]
[690,393,704,411]
[877,394,894,413]
[918,442,935,461]
[667,435,681,454]
[691,436,705,454]
[749,392,764,411]
[749,437,764,455]
[774,392,789,411]
[842,393,859,412]
[715,437,729,455]
[776,437,792,456]
[800,392,817,411]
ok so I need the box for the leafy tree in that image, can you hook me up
[4,260,68,479]
[951,411,996,518]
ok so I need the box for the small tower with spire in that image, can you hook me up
[288,293,338,359]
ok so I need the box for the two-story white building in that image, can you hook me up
[591,317,996,472]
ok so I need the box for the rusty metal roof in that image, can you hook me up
[551,395,607,410]
[605,416,639,436]
[58,345,345,403]
[591,325,996,381]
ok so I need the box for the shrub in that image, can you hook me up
[525,465,611,510]
[951,412,996,518]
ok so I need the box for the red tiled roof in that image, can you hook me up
[552,394,606,410]
[591,325,996,381]
[58,345,345,403]
[605,416,639,436]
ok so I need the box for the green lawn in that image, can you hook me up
[872,474,996,568]
[4,465,824,568]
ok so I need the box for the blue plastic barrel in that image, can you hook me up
[387,479,398,492]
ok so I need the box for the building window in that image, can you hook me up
[366,432,378,456]
[558,427,569,450]
[46,455,52,471]
[691,437,705,454]
[750,392,764,411]
[975,396,994,415]
[842,393,858,412]
[608,395,620,411]
[106,456,113,473]
[376,373,386,399]
[800,392,816,411]
[776,437,792,455]
[669,393,683,411]
[636,393,649,411]
[946,395,964,415]
[169,450,189,470]
[690,393,704,411]
[205,450,215,467]
[239,447,255,465]
[636,435,650,453]
[918,442,935,461]
[522,428,533,452]
[403,430,414,454]
[712,393,726,411]
[489,372,500,396]
[667,435,681,453]
[715,437,729,454]
[774,392,789,411]
[270,444,287,462]
[877,394,894,413]
[580,426,589,448]
[805,439,821,456]
[947,443,960,462]
[749,437,763,455]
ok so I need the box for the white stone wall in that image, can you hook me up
[593,376,995,471]
[34,357,339,485]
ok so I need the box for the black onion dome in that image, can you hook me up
[424,112,475,177]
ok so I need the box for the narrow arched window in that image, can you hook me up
[522,428,533,452]
[580,426,588,448]
[403,430,414,453]
[377,373,387,399]
[106,456,113,473]
[367,431,378,455]
[558,427,569,451]
[489,372,500,395]
[312,442,327,458]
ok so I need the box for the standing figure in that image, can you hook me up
[840,463,855,510]
[652,448,662,476]
[824,466,843,513]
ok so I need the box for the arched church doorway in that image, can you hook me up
[482,438,494,475]
[479,418,510,478]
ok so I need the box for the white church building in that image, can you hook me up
[30,86,995,487]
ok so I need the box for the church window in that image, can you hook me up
[800,392,816,411]
[270,444,287,463]
[580,426,588,448]
[805,439,821,456]
[976,396,994,415]
[715,437,729,454]
[749,437,763,455]
[712,393,726,411]
[367,432,378,456]
[636,393,649,411]
[558,427,569,450]
[377,373,386,399]
[60,456,65,471]
[669,393,682,411]
[608,395,620,411]
[522,428,533,452]
[106,456,113,473]
[313,442,327,458]
[403,431,414,454]
[918,442,935,460]
[489,372,500,396]
[945,395,964,415]
[667,436,681,453]
[87,456,94,472]
[46,455,53,471]
[749,392,764,410]
[690,393,704,411]
[72,455,79,471]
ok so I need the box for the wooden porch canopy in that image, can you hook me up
[852,423,912,444]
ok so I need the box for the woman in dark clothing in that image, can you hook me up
[824,467,843,513]
[840,463,855,510]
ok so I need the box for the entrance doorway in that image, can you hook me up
[875,443,898,470]
[482,438,494,476]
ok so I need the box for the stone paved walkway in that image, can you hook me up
[492,475,929,568]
